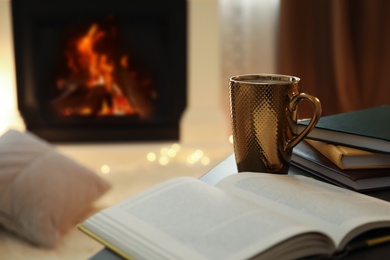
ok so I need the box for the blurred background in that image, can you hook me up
[0,0,279,143]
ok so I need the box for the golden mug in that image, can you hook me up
[229,74,322,174]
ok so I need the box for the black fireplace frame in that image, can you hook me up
[12,0,187,143]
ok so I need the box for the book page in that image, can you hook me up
[82,176,333,260]
[216,172,390,249]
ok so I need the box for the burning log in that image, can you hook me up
[118,67,155,119]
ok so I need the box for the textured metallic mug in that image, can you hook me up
[229,74,322,174]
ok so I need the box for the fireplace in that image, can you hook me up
[11,0,187,142]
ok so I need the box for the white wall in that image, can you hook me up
[0,0,20,132]
[183,0,280,144]
[181,0,229,144]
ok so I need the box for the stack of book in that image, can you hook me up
[292,105,390,191]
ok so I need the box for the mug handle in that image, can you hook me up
[285,93,322,150]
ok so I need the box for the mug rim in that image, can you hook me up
[230,74,300,84]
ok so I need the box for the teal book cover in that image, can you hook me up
[298,106,390,154]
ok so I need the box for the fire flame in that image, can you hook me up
[75,24,113,89]
[58,23,138,116]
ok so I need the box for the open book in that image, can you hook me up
[79,173,390,260]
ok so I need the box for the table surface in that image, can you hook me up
[90,154,390,260]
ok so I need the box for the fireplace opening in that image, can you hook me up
[53,21,156,119]
[12,0,187,142]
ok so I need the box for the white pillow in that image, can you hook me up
[0,129,110,248]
